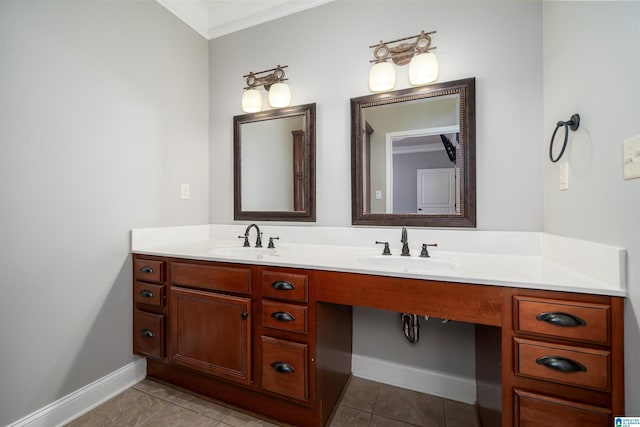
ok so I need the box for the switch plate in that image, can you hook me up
[181,184,190,200]
[559,162,569,190]
[375,190,382,200]
[623,135,640,180]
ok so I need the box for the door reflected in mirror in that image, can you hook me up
[234,103,315,221]
[352,78,475,227]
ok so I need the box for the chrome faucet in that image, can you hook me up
[401,226,410,256]
[240,223,263,248]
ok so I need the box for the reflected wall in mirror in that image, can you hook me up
[234,103,316,221]
[351,78,475,227]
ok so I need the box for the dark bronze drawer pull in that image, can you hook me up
[271,311,295,322]
[536,356,587,373]
[139,266,155,274]
[271,361,295,374]
[536,312,586,327]
[271,280,295,291]
[140,329,155,338]
[139,290,155,298]
[241,311,249,320]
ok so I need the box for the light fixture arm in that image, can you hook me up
[243,65,288,91]
[369,30,437,66]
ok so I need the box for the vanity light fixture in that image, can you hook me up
[241,65,291,112]
[369,30,438,92]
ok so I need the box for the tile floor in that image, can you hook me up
[66,376,479,427]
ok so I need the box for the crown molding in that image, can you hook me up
[206,0,335,39]
[156,0,335,40]
[156,0,209,39]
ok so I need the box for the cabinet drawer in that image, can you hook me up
[170,262,251,295]
[514,338,610,391]
[134,282,165,307]
[262,300,308,334]
[261,336,308,401]
[134,258,164,283]
[515,296,609,344]
[262,271,308,303]
[133,310,165,360]
[514,389,610,427]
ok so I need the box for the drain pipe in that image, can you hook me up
[401,314,451,343]
[401,313,420,343]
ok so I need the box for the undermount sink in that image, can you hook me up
[207,246,280,258]
[357,255,457,273]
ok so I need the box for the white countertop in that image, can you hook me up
[131,224,627,297]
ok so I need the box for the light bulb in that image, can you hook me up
[241,88,262,113]
[409,52,438,85]
[268,82,291,108]
[369,61,396,92]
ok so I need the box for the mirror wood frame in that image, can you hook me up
[234,103,316,222]
[351,78,476,227]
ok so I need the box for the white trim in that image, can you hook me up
[8,359,147,427]
[156,0,209,39]
[206,0,336,40]
[352,354,477,405]
[384,125,459,213]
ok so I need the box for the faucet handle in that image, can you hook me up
[268,237,279,249]
[238,235,250,247]
[420,243,438,258]
[375,241,392,255]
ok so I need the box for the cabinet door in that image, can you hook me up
[169,286,251,385]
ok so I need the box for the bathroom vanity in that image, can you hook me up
[131,225,626,426]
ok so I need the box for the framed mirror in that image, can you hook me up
[351,78,475,227]
[234,103,316,221]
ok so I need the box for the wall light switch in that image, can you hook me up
[623,135,640,180]
[181,184,190,200]
[375,190,382,200]
[559,162,569,190]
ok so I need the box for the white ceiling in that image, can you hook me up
[156,0,336,40]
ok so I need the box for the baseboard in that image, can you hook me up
[352,354,477,404]
[8,358,147,427]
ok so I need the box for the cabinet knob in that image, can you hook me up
[536,312,586,327]
[139,290,155,298]
[271,280,295,291]
[140,266,154,274]
[270,361,295,374]
[271,311,295,322]
[241,311,249,320]
[536,356,586,373]
[140,329,155,338]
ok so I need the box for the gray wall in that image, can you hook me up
[0,1,209,424]
[543,1,640,412]
[209,0,542,395]
[209,0,544,230]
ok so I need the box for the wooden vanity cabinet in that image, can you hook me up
[259,270,312,403]
[504,289,624,427]
[133,255,352,427]
[133,254,624,427]
[132,256,167,360]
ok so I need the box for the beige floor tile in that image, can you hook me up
[70,377,481,427]
[134,378,232,421]
[221,410,280,427]
[139,403,220,426]
[443,398,479,427]
[340,376,381,413]
[373,383,445,427]
[66,388,166,427]
[369,414,416,427]
[329,405,371,427]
